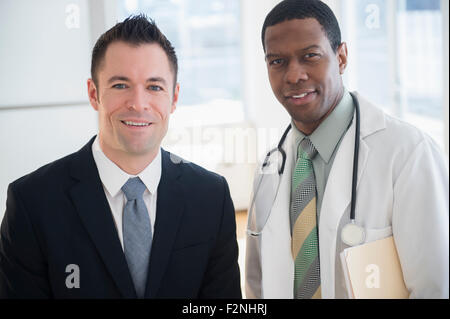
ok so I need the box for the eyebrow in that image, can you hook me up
[265,45,322,59]
[107,76,129,84]
[107,76,168,86]
[265,53,281,60]
[147,77,168,86]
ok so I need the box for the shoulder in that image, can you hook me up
[357,93,447,170]
[8,142,89,203]
[358,93,441,151]
[10,137,96,195]
[160,150,234,222]
[161,149,228,194]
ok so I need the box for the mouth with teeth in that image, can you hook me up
[292,93,309,98]
[286,90,317,105]
[121,120,152,127]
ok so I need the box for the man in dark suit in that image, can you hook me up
[0,15,241,299]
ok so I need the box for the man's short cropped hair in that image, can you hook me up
[261,0,342,52]
[91,14,178,89]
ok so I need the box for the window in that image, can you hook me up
[118,0,244,126]
[340,0,445,150]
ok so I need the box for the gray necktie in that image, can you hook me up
[122,177,152,298]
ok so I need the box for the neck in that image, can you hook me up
[294,87,345,135]
[293,121,318,136]
[98,138,158,175]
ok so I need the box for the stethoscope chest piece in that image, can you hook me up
[341,222,365,247]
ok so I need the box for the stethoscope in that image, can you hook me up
[247,92,365,247]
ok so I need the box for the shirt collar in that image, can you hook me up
[92,136,162,197]
[291,88,354,163]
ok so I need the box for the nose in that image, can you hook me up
[127,86,149,112]
[285,60,308,84]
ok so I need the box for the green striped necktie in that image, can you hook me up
[290,137,321,299]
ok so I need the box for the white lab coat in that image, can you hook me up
[245,92,449,299]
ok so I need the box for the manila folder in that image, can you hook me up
[340,236,409,299]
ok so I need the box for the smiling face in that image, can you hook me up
[264,18,347,135]
[88,41,179,165]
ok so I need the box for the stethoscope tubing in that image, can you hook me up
[350,93,360,221]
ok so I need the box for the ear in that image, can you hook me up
[337,42,348,75]
[171,83,180,113]
[87,78,100,111]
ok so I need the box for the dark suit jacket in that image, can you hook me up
[0,137,241,298]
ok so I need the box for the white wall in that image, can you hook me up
[0,105,97,211]
[0,0,100,219]
[0,0,91,107]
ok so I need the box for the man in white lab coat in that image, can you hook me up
[245,0,449,299]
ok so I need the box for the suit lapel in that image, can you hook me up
[145,150,185,298]
[68,137,136,298]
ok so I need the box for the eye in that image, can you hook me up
[148,85,163,91]
[269,58,284,66]
[112,83,127,89]
[305,53,321,60]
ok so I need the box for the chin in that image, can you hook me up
[291,112,325,130]
[117,137,152,154]
[126,144,156,156]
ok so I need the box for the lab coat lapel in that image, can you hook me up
[318,119,369,298]
[319,91,384,298]
[260,131,295,298]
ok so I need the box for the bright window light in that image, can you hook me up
[341,0,445,151]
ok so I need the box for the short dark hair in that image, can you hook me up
[91,14,178,89]
[261,0,341,52]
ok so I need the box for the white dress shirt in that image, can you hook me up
[91,136,161,250]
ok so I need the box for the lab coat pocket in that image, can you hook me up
[364,226,393,243]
